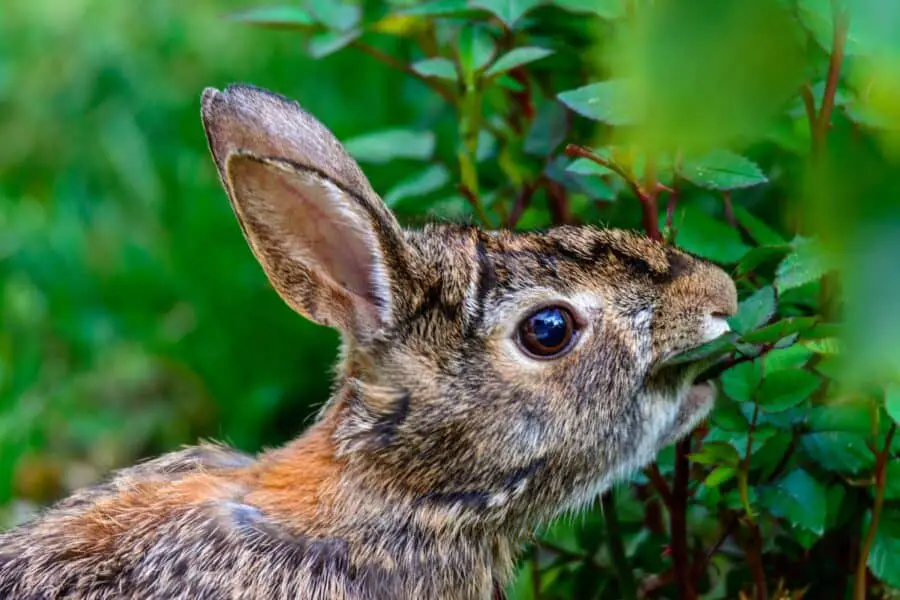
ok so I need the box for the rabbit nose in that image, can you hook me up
[700,262,738,319]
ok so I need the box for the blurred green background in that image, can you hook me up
[0,0,405,516]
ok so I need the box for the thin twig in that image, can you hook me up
[813,1,850,159]
[351,41,456,104]
[642,155,662,241]
[644,463,674,508]
[602,492,638,600]
[507,181,536,228]
[671,437,696,600]
[722,192,737,228]
[800,83,818,143]
[854,423,897,600]
[458,184,491,226]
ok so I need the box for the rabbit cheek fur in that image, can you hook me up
[0,84,737,600]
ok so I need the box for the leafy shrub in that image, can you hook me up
[4,0,900,598]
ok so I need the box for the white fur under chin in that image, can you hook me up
[557,378,716,517]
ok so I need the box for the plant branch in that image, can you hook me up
[854,423,897,600]
[671,437,696,600]
[811,2,850,158]
[740,403,767,600]
[644,463,674,508]
[351,41,456,104]
[458,183,491,226]
[642,155,662,241]
[603,491,638,600]
[564,144,661,240]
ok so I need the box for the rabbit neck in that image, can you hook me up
[245,388,521,598]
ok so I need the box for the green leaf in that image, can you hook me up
[657,332,737,368]
[398,0,475,16]
[705,466,738,488]
[309,0,361,31]
[470,0,545,27]
[458,24,497,74]
[721,361,762,403]
[884,462,900,501]
[736,245,791,276]
[485,46,553,76]
[679,150,768,190]
[801,431,875,473]
[524,101,567,157]
[808,400,873,434]
[868,509,900,588]
[760,469,827,534]
[758,370,820,412]
[228,6,317,29]
[411,57,458,80]
[711,397,751,431]
[729,286,776,335]
[732,204,786,246]
[551,0,625,18]
[885,383,900,425]
[384,165,451,207]
[802,337,840,355]
[308,29,360,58]
[566,157,613,176]
[669,204,751,264]
[763,344,813,373]
[775,237,835,293]
[557,80,638,126]
[344,129,436,164]
[692,441,741,466]
[741,317,819,344]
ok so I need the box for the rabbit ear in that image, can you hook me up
[200,85,411,335]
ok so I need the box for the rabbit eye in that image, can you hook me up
[517,306,577,358]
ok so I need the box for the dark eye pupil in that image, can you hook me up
[518,306,576,358]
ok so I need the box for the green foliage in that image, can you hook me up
[3,0,900,598]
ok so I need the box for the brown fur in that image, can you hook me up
[0,84,738,599]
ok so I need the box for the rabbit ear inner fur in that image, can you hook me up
[201,85,411,336]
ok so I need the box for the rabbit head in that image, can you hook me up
[201,85,737,532]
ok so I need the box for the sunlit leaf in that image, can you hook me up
[398,0,476,16]
[692,441,741,466]
[384,164,451,206]
[458,24,496,74]
[344,129,436,163]
[485,46,553,76]
[309,0,361,31]
[551,0,625,18]
[557,80,638,126]
[412,57,458,80]
[705,466,738,487]
[886,384,900,425]
[228,6,317,29]
[680,150,768,190]
[471,0,545,27]
[307,29,360,58]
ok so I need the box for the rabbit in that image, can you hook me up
[0,84,737,600]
